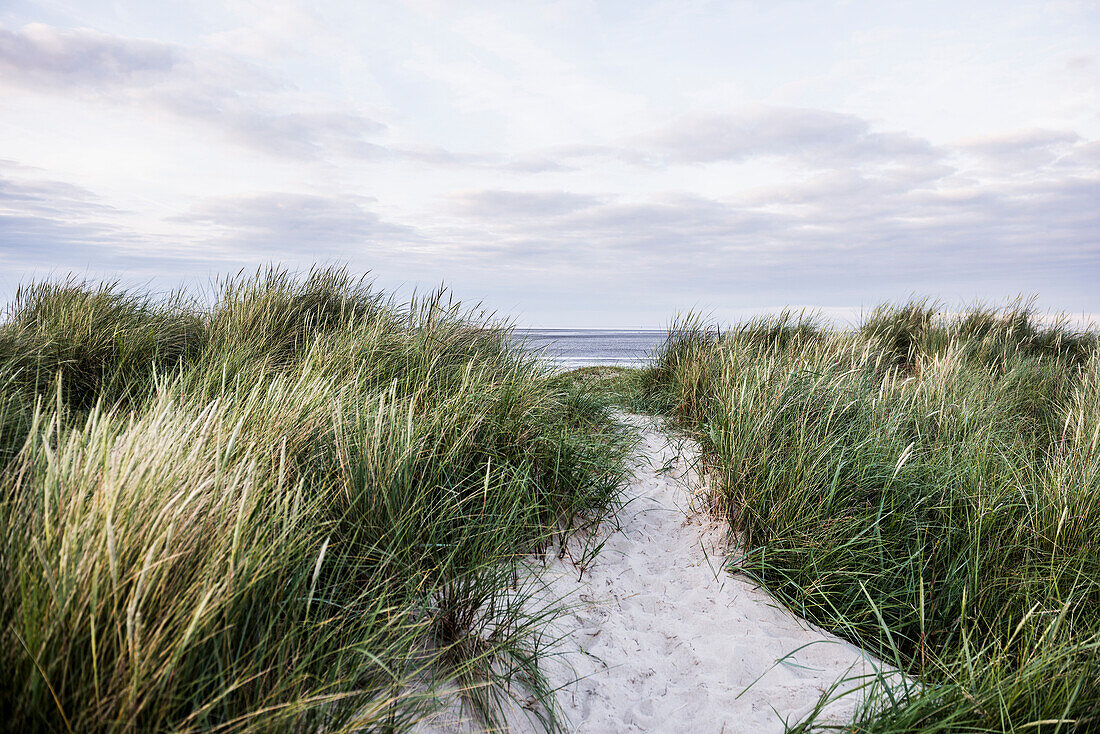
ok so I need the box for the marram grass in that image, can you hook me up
[0,268,631,733]
[646,304,1100,733]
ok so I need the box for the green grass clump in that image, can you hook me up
[0,280,204,411]
[646,301,1100,732]
[0,267,631,733]
[553,366,659,413]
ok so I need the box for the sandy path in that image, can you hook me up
[417,414,892,733]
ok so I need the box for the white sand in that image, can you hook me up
[417,414,900,733]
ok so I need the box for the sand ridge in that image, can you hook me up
[418,414,893,733]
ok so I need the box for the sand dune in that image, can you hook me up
[418,414,902,733]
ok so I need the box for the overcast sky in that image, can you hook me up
[1,1,1097,326]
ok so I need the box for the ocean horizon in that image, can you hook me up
[512,328,666,369]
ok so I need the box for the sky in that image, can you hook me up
[0,0,1097,327]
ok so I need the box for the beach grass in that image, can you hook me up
[553,366,659,413]
[0,268,631,733]
[645,303,1100,732]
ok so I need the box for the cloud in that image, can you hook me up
[448,190,602,218]
[960,128,1086,174]
[442,122,1100,306]
[0,161,216,278]
[649,107,940,167]
[156,93,389,160]
[0,23,388,161]
[0,23,582,172]
[181,192,420,258]
[527,144,663,170]
[0,162,430,288]
[964,128,1081,156]
[0,23,179,86]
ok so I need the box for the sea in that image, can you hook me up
[511,329,667,370]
